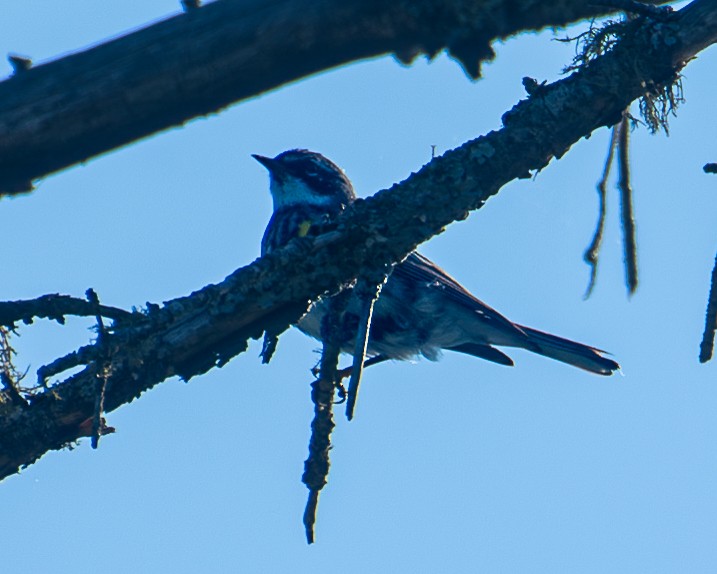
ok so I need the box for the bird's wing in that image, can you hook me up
[392,252,530,342]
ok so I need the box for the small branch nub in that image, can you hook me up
[8,54,32,74]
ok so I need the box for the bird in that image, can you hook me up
[253,149,619,376]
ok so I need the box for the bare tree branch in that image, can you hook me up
[0,294,134,327]
[0,0,669,196]
[0,0,716,481]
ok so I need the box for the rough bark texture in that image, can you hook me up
[0,0,668,195]
[1,0,715,480]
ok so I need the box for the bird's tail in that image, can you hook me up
[519,326,620,375]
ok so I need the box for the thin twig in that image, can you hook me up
[336,354,389,382]
[260,333,279,364]
[584,124,621,298]
[86,289,110,449]
[346,280,382,421]
[699,252,717,362]
[699,164,717,361]
[86,289,106,339]
[617,116,639,296]
[91,366,111,449]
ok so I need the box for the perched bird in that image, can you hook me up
[254,149,619,376]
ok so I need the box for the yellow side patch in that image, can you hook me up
[297,220,312,237]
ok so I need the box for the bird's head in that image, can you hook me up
[253,149,356,212]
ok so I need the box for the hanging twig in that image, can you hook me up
[302,291,350,544]
[260,333,279,364]
[583,113,639,296]
[699,252,717,363]
[699,165,717,362]
[86,289,111,449]
[584,124,621,298]
[617,116,639,296]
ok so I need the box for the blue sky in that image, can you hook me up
[2,2,717,572]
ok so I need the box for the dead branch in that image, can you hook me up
[0,294,134,327]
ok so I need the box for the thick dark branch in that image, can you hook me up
[0,0,668,195]
[0,0,715,480]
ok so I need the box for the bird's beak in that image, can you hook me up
[252,154,280,172]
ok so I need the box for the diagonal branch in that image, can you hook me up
[0,0,716,481]
[0,0,669,196]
